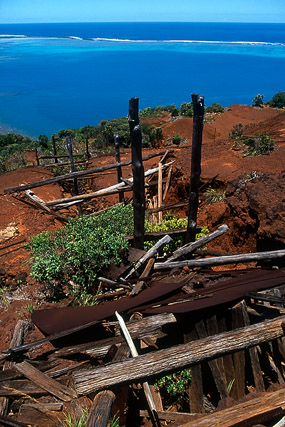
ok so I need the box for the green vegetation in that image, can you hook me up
[0,133,36,173]
[62,407,89,427]
[27,204,133,301]
[242,134,276,156]
[229,123,244,142]
[205,103,224,113]
[269,91,285,108]
[252,94,264,107]
[205,187,226,204]
[172,133,182,145]
[145,213,208,253]
[154,369,191,405]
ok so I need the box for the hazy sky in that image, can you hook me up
[0,0,284,23]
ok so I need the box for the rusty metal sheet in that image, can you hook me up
[32,268,285,336]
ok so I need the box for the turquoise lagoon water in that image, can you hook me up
[0,22,284,138]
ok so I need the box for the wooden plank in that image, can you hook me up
[130,257,155,296]
[158,162,163,222]
[140,409,197,423]
[85,390,116,427]
[125,234,173,280]
[25,190,68,223]
[18,403,62,426]
[162,164,172,201]
[52,313,176,359]
[241,300,265,392]
[231,302,246,399]
[182,387,285,427]
[73,315,285,395]
[186,93,204,243]
[196,318,228,399]
[167,224,229,262]
[184,326,204,414]
[4,151,166,194]
[14,361,77,401]
[155,249,285,270]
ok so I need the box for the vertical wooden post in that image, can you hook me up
[35,148,40,166]
[158,162,163,222]
[52,135,58,164]
[85,134,90,160]
[128,97,145,249]
[186,93,204,243]
[114,132,124,202]
[66,137,82,215]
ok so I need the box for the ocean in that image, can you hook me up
[0,22,284,139]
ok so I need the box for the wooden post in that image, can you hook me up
[114,132,124,202]
[66,137,82,215]
[52,135,58,164]
[158,162,163,222]
[35,148,40,166]
[85,134,90,160]
[186,93,204,243]
[128,97,145,249]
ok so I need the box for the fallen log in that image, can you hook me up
[73,315,285,395]
[182,386,285,427]
[4,151,167,194]
[167,224,229,262]
[24,190,68,223]
[155,249,285,270]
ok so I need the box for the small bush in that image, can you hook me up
[172,134,182,145]
[27,205,134,301]
[243,134,275,156]
[205,103,224,113]
[229,123,244,141]
[269,91,285,108]
[252,94,264,107]
[154,369,191,406]
[205,187,226,204]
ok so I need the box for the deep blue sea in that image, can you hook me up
[0,22,284,139]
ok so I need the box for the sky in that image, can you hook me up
[0,0,284,24]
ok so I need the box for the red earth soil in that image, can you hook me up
[0,104,284,351]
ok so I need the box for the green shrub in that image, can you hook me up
[145,213,208,253]
[269,91,285,108]
[252,94,264,107]
[154,369,191,405]
[229,123,244,141]
[172,134,182,145]
[180,102,193,117]
[205,187,226,204]
[243,134,275,156]
[205,103,224,113]
[27,205,134,301]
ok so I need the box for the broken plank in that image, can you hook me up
[85,390,116,427]
[182,387,285,427]
[73,315,285,395]
[14,361,77,401]
[155,249,285,270]
[140,409,197,423]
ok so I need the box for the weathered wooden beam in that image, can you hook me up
[14,361,77,401]
[182,387,285,427]
[186,93,204,243]
[24,190,68,223]
[4,151,166,194]
[114,132,124,203]
[85,390,115,427]
[155,249,285,270]
[167,224,229,262]
[73,315,285,395]
[140,409,197,423]
[129,97,145,249]
[125,234,173,279]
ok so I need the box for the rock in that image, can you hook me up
[14,271,28,284]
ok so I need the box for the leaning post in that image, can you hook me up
[128,97,145,249]
[66,137,82,215]
[114,132,124,202]
[52,135,58,164]
[186,93,204,243]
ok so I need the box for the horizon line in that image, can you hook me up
[1,20,285,25]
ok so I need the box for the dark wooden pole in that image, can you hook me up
[66,137,82,215]
[85,134,90,160]
[128,97,145,249]
[186,93,204,243]
[52,135,58,164]
[114,132,124,202]
[35,148,40,166]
